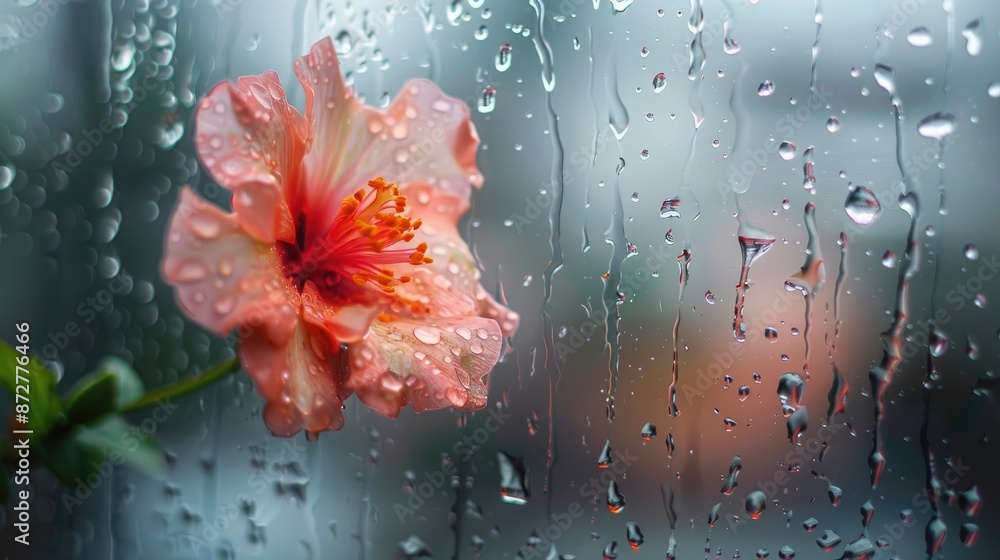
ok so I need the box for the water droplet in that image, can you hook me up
[988,82,1000,98]
[721,456,742,495]
[708,502,721,527]
[598,439,614,468]
[881,250,895,268]
[660,198,680,218]
[826,117,841,132]
[963,18,984,55]
[495,43,512,72]
[640,422,657,441]
[964,243,979,260]
[705,291,715,304]
[413,326,441,345]
[960,523,980,547]
[929,327,948,357]
[778,141,797,161]
[907,27,933,47]
[497,451,529,505]
[738,386,751,401]
[398,535,433,559]
[625,522,644,550]
[640,46,649,57]
[917,112,956,140]
[607,480,626,513]
[817,530,842,551]
[652,72,666,93]
[745,490,767,519]
[777,373,804,417]
[334,30,353,55]
[845,185,882,225]
[478,87,496,113]
[474,25,489,40]
[757,80,775,97]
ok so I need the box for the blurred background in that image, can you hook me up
[1,0,999,558]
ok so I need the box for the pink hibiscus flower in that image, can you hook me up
[161,37,518,438]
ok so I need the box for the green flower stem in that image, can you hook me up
[119,356,241,413]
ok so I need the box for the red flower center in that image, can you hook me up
[279,177,432,307]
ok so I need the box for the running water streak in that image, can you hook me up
[868,192,920,488]
[943,0,955,94]
[867,50,919,489]
[528,0,563,510]
[603,48,630,428]
[786,202,824,378]
[809,0,823,101]
[826,232,850,421]
[679,83,704,220]
[680,0,705,218]
[416,0,440,82]
[732,207,776,342]
[833,232,848,346]
[668,249,692,416]
[921,265,947,557]
[688,0,706,80]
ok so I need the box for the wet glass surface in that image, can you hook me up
[0,0,999,558]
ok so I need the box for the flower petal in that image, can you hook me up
[384,220,482,319]
[162,188,298,341]
[240,319,349,437]
[477,288,520,340]
[195,71,308,243]
[293,37,482,243]
[300,280,380,343]
[346,316,503,418]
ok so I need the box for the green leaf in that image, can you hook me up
[0,338,61,438]
[94,356,145,407]
[37,428,108,485]
[38,416,167,483]
[63,357,145,424]
[64,374,117,425]
[77,416,167,477]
